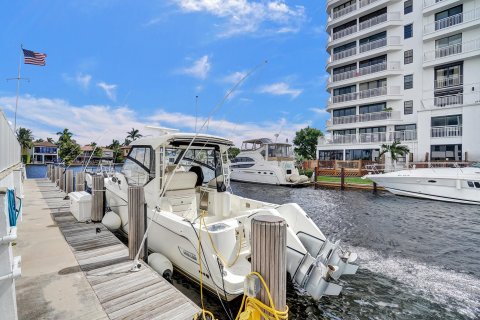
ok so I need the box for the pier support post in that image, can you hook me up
[373,182,377,193]
[340,167,345,190]
[59,168,65,192]
[91,175,104,222]
[75,172,86,192]
[251,215,287,316]
[313,167,317,190]
[47,164,51,180]
[128,186,146,260]
[66,170,74,194]
[54,166,60,186]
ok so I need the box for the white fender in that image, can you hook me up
[148,253,173,280]
[102,211,122,231]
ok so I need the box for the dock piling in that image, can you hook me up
[54,166,60,186]
[75,172,85,192]
[373,182,377,193]
[340,167,345,190]
[91,175,104,222]
[59,168,65,192]
[251,215,287,315]
[128,186,146,260]
[66,170,73,194]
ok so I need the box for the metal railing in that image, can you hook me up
[359,0,381,8]
[424,39,480,62]
[424,8,480,34]
[331,61,400,83]
[359,36,400,53]
[319,130,417,145]
[365,161,472,173]
[331,85,400,104]
[435,75,463,89]
[332,46,357,61]
[332,3,357,20]
[0,110,21,174]
[431,125,462,137]
[423,91,480,108]
[329,110,400,125]
[359,12,400,30]
[423,0,446,8]
[332,24,358,40]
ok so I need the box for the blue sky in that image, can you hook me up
[0,0,330,146]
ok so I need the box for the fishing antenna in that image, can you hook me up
[195,95,199,133]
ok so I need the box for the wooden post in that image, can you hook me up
[128,186,146,260]
[59,168,65,192]
[91,175,104,222]
[251,215,287,316]
[340,167,345,190]
[373,182,377,193]
[54,166,59,185]
[46,164,51,180]
[313,167,317,189]
[75,172,86,192]
[66,170,74,194]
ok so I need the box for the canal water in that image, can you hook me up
[27,165,480,319]
[177,182,480,320]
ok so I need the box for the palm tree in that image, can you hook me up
[126,128,142,141]
[17,127,34,160]
[380,140,410,170]
[34,138,44,143]
[47,137,55,144]
[56,128,73,144]
[108,139,121,150]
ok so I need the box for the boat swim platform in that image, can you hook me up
[14,178,200,320]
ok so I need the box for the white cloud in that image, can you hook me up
[258,82,303,98]
[97,81,117,101]
[179,55,211,79]
[0,94,310,146]
[310,107,328,115]
[173,0,305,37]
[223,71,247,84]
[62,72,92,89]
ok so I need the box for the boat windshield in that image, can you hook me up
[121,146,154,186]
[267,144,292,158]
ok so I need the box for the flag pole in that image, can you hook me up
[14,45,23,132]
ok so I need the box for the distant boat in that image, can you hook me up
[230,138,310,186]
[366,166,480,204]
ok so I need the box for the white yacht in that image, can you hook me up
[230,138,309,186]
[366,166,480,205]
[103,132,358,301]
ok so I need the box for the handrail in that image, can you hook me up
[424,39,480,62]
[431,125,462,137]
[329,110,399,125]
[331,85,400,104]
[424,8,480,34]
[0,110,21,175]
[319,130,417,145]
[331,61,400,82]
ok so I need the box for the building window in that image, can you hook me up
[431,114,462,127]
[404,0,412,14]
[404,24,413,39]
[333,0,356,15]
[333,129,356,136]
[404,74,413,89]
[404,49,413,64]
[434,62,463,89]
[359,103,386,114]
[333,107,356,117]
[430,144,462,161]
[395,124,416,131]
[318,150,344,161]
[404,101,413,114]
[435,34,462,58]
[359,127,386,134]
[333,85,356,96]
[435,5,463,31]
[345,149,379,161]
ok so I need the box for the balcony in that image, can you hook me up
[330,61,401,84]
[424,39,480,64]
[422,91,480,109]
[319,130,417,145]
[327,110,401,126]
[331,3,358,20]
[431,125,462,137]
[330,86,401,106]
[424,8,480,35]
[435,75,463,90]
[330,12,401,43]
[328,0,384,23]
[329,37,401,65]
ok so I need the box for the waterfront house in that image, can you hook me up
[120,145,131,157]
[31,141,59,164]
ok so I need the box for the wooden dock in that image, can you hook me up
[16,179,200,320]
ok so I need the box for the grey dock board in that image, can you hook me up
[35,180,200,320]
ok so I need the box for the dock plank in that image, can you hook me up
[38,180,200,320]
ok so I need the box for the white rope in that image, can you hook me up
[131,60,267,267]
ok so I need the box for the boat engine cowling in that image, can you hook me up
[102,211,122,231]
[148,253,173,280]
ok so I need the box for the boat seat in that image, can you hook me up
[162,171,198,221]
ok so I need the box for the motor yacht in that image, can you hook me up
[230,138,309,186]
[103,131,358,301]
[366,166,480,205]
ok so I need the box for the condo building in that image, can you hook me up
[318,0,480,163]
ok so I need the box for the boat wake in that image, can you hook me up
[352,246,480,319]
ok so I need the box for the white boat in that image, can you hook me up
[366,166,480,205]
[230,138,309,186]
[104,132,358,301]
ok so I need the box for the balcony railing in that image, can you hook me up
[332,24,358,40]
[424,39,480,62]
[359,0,381,8]
[359,36,400,53]
[328,110,400,126]
[332,3,357,20]
[331,61,400,83]
[423,91,480,109]
[359,12,400,30]
[319,130,417,145]
[331,86,400,104]
[332,47,357,61]
[424,8,480,34]
[435,75,463,90]
[431,125,462,138]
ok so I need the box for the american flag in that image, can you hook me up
[22,48,47,66]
